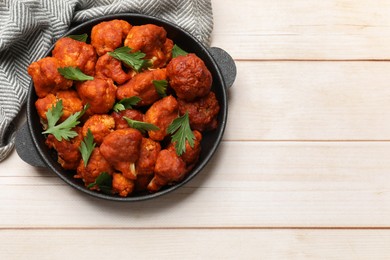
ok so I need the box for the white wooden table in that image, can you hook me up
[2,0,390,258]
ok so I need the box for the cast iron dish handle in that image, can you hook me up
[15,122,46,167]
[208,47,236,89]
[15,47,236,168]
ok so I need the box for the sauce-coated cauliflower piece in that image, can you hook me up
[167,53,212,101]
[100,128,143,180]
[45,127,82,170]
[82,114,115,145]
[178,92,220,131]
[147,149,186,192]
[35,90,82,122]
[91,19,132,56]
[112,173,134,197]
[52,37,97,76]
[76,78,117,115]
[75,147,114,186]
[27,57,73,98]
[144,95,178,141]
[116,69,167,106]
[124,24,173,68]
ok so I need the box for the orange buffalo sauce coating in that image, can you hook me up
[147,149,186,192]
[144,95,179,141]
[167,53,212,101]
[28,57,73,98]
[124,24,173,68]
[100,128,142,180]
[112,173,134,197]
[178,92,220,132]
[52,37,97,76]
[116,68,166,106]
[45,127,83,170]
[35,90,83,122]
[95,53,135,84]
[75,147,114,186]
[82,115,115,145]
[91,19,132,56]
[76,78,117,115]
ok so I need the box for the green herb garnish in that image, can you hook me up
[67,34,88,42]
[58,66,94,81]
[113,96,142,112]
[172,44,188,58]
[167,112,195,156]
[123,117,160,134]
[42,100,89,141]
[152,80,168,97]
[108,46,149,72]
[87,172,112,194]
[79,129,96,167]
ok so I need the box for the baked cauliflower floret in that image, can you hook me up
[147,149,186,192]
[112,173,134,197]
[91,19,132,56]
[100,128,143,180]
[111,109,144,130]
[168,130,202,171]
[144,95,178,141]
[137,137,161,175]
[116,69,167,106]
[95,53,135,84]
[167,53,212,101]
[75,147,114,187]
[76,78,117,115]
[52,37,97,76]
[178,92,220,131]
[35,90,82,123]
[82,114,115,145]
[45,127,82,170]
[27,57,73,98]
[124,24,173,68]
[133,138,161,192]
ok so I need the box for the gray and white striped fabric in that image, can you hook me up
[0,0,213,161]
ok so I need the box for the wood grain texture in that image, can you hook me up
[212,0,390,60]
[226,61,390,140]
[2,141,390,228]
[2,0,390,258]
[1,229,390,259]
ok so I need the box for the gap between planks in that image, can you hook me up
[234,59,390,62]
[225,140,390,142]
[2,226,390,231]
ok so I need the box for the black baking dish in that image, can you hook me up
[16,13,236,201]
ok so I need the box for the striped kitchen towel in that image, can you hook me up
[0,0,213,161]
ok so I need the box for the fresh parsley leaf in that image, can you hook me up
[79,129,96,167]
[108,46,149,72]
[123,117,160,134]
[67,34,88,42]
[113,96,142,112]
[152,80,168,97]
[87,172,112,194]
[172,44,188,58]
[42,102,89,141]
[58,67,94,81]
[46,99,64,129]
[167,112,195,156]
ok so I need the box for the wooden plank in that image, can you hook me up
[2,141,390,228]
[212,0,390,60]
[225,61,390,140]
[1,229,390,259]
